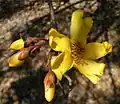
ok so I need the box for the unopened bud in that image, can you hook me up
[8,51,24,67]
[10,39,24,50]
[44,71,55,102]
[18,48,30,60]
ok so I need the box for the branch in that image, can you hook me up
[39,0,84,20]
[47,0,58,29]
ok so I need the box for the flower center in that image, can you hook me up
[71,41,85,64]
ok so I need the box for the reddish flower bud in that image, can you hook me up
[18,48,30,60]
[44,71,55,102]
[18,44,41,60]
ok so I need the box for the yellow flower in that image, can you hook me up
[10,39,24,50]
[49,10,112,84]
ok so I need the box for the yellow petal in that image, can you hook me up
[10,39,24,50]
[74,60,105,84]
[84,41,112,60]
[8,52,24,67]
[51,51,73,80]
[49,28,64,38]
[70,10,93,47]
[70,10,84,42]
[79,17,93,46]
[49,28,71,52]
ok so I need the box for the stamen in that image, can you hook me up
[71,41,85,64]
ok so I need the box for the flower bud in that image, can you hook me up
[8,51,24,67]
[18,48,30,60]
[44,71,55,102]
[10,39,24,50]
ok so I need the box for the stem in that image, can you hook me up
[29,44,41,50]
[56,80,66,95]
[64,74,72,86]
[34,37,48,41]
[25,37,48,46]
